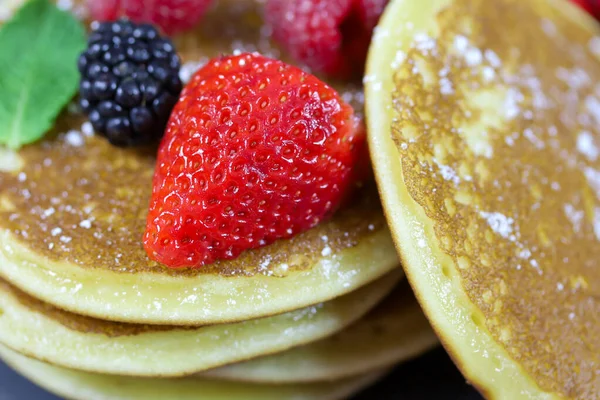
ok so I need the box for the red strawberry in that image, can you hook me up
[87,0,213,36]
[144,53,363,268]
[571,0,600,19]
[265,0,389,78]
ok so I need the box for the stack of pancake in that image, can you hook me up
[4,0,599,398]
[0,1,438,398]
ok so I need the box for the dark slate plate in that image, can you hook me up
[0,348,483,400]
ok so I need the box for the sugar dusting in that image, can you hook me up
[179,60,206,84]
[479,211,514,239]
[433,158,461,185]
[576,130,599,161]
[61,121,95,148]
[584,167,600,199]
[564,203,584,232]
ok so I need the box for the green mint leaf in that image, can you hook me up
[0,0,86,149]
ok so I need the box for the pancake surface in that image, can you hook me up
[0,0,399,325]
[366,0,600,398]
[0,271,401,376]
[202,281,438,383]
[0,345,388,400]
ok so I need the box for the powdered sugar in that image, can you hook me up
[540,18,557,37]
[503,88,523,120]
[577,131,599,161]
[65,130,85,147]
[484,49,502,68]
[523,128,545,149]
[589,36,600,57]
[414,33,436,53]
[453,35,469,53]
[556,67,591,91]
[434,159,461,185]
[564,203,584,233]
[465,47,483,67]
[439,77,454,95]
[584,167,600,199]
[81,121,94,137]
[585,95,600,125]
[479,211,514,239]
[179,60,206,83]
[391,50,406,69]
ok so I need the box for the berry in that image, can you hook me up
[571,0,600,19]
[265,0,388,78]
[87,0,214,36]
[144,53,363,268]
[78,19,182,147]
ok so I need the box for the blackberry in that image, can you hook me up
[78,19,182,147]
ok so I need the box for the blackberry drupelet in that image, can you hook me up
[78,19,182,147]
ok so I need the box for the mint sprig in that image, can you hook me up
[0,0,86,149]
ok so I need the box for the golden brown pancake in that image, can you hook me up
[202,280,439,383]
[0,344,389,400]
[366,0,600,398]
[0,0,399,325]
[0,270,401,376]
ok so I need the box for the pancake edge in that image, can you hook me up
[0,269,402,377]
[0,225,399,325]
[0,344,390,400]
[201,290,438,383]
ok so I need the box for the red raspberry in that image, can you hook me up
[265,0,389,78]
[571,0,600,19]
[144,53,363,268]
[87,0,213,36]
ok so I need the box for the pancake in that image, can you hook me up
[0,0,399,326]
[202,281,438,383]
[0,345,389,400]
[366,0,600,398]
[0,269,401,377]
